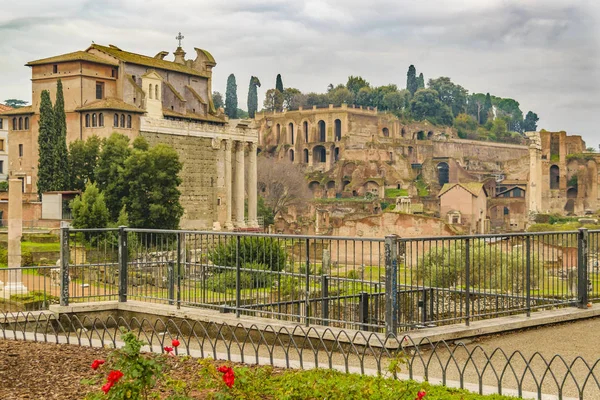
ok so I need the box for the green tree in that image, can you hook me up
[382,90,409,113]
[210,236,287,272]
[409,88,453,125]
[225,74,238,119]
[3,99,28,108]
[122,140,183,229]
[346,76,370,95]
[69,135,101,191]
[523,111,539,132]
[495,97,523,132]
[212,91,224,110]
[427,77,468,117]
[275,74,284,93]
[453,113,478,139]
[263,88,285,112]
[95,133,131,221]
[327,85,354,106]
[417,73,425,89]
[37,90,55,197]
[54,79,70,189]
[482,93,493,125]
[247,76,261,118]
[71,182,110,230]
[406,65,418,95]
[490,118,509,141]
[466,93,487,124]
[282,88,303,110]
[274,74,284,111]
[355,87,373,107]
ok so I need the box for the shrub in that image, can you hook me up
[205,271,253,293]
[210,237,287,272]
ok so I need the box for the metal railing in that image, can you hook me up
[3,227,596,334]
[0,311,599,399]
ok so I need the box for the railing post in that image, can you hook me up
[421,288,428,324]
[578,228,589,309]
[118,226,128,303]
[167,261,174,305]
[465,238,471,327]
[526,235,531,317]
[322,275,329,326]
[384,235,399,336]
[235,235,241,318]
[305,238,311,327]
[359,292,369,331]
[60,223,70,307]
[176,232,183,310]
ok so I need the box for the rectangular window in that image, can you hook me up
[96,82,104,100]
[111,68,117,78]
[18,177,25,193]
[0,139,4,151]
[18,144,23,157]
[0,160,4,174]
[53,64,58,73]
[0,118,3,129]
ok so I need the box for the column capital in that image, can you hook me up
[248,141,257,152]
[223,139,232,151]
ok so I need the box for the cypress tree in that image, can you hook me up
[276,74,284,93]
[37,90,55,197]
[482,92,493,124]
[417,73,425,89]
[247,76,261,119]
[406,65,418,95]
[54,79,70,189]
[275,74,284,111]
[225,74,238,119]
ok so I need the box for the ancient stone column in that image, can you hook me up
[224,140,233,230]
[247,142,259,228]
[4,176,28,295]
[234,141,246,228]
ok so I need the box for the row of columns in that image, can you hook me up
[223,140,258,230]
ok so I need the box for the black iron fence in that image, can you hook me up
[34,227,596,334]
[0,311,598,399]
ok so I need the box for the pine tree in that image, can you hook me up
[54,79,70,189]
[247,76,261,118]
[225,74,238,119]
[406,65,418,96]
[482,92,493,124]
[37,90,55,197]
[417,73,425,89]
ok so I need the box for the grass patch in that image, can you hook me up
[22,241,61,253]
[385,188,409,198]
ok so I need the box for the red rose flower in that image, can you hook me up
[107,370,124,384]
[217,365,229,373]
[101,382,113,394]
[172,339,180,348]
[91,359,105,370]
[164,346,174,354]
[416,390,426,400]
[217,365,235,388]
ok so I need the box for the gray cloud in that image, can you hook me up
[0,0,598,144]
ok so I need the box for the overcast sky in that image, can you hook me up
[1,0,598,145]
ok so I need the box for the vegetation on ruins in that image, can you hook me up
[225,73,238,119]
[37,80,71,196]
[70,133,183,230]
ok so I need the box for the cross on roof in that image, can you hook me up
[176,32,184,47]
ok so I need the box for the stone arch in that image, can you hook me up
[318,120,326,142]
[401,128,406,138]
[327,180,336,190]
[427,131,434,139]
[334,119,342,141]
[334,147,340,162]
[437,162,449,186]
[303,120,309,142]
[550,165,560,190]
[303,148,309,163]
[362,180,380,197]
[567,187,578,199]
[98,113,104,127]
[308,181,323,197]
[382,127,389,137]
[565,198,575,214]
[288,122,295,144]
[313,145,327,163]
[417,131,425,140]
[113,113,119,127]
[342,162,357,177]
[342,180,351,191]
[92,113,97,127]
[289,149,295,162]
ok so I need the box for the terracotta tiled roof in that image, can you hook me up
[438,182,485,198]
[0,104,13,113]
[90,44,210,78]
[0,105,34,116]
[163,109,226,124]
[26,51,118,67]
[75,98,145,113]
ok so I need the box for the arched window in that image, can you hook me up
[149,84,153,99]
[85,114,90,127]
[288,123,294,144]
[437,162,449,186]
[18,117,22,130]
[98,113,104,127]
[334,147,340,162]
[417,131,425,140]
[427,131,433,139]
[289,149,294,162]
[155,84,159,100]
[401,128,406,138]
[303,121,309,142]
[550,165,560,190]
[313,145,327,163]
[92,113,97,127]
[382,127,389,137]
[120,114,125,128]
[303,148,309,163]
[504,207,510,215]
[114,114,119,127]
[334,119,341,141]
[12,118,16,130]
[318,120,326,142]
[24,117,29,130]
[127,115,132,128]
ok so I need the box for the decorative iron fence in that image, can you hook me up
[32,227,595,335]
[0,311,598,399]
